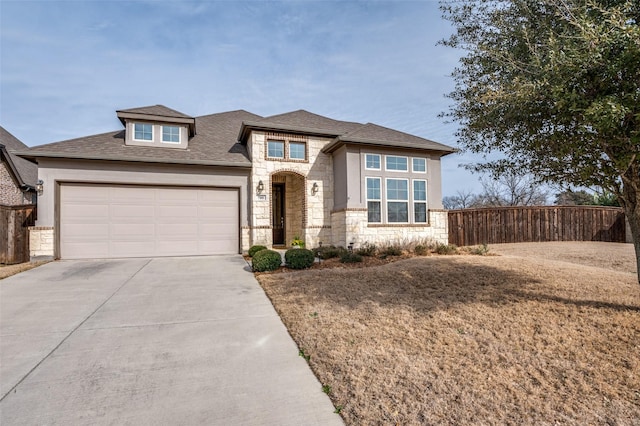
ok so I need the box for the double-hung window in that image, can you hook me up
[134,123,152,141]
[267,140,285,158]
[413,180,428,223]
[366,177,381,223]
[162,126,180,143]
[386,178,409,223]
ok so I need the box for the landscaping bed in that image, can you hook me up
[257,243,640,424]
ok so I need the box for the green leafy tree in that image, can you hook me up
[440,0,640,282]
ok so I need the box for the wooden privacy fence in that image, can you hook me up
[448,206,626,246]
[1,204,36,264]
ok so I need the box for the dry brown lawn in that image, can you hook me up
[0,261,49,279]
[257,242,640,425]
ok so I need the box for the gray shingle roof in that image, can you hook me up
[18,107,454,167]
[20,110,262,167]
[0,126,38,187]
[324,122,456,154]
[116,105,193,119]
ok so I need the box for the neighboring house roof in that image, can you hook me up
[0,126,38,189]
[19,110,262,168]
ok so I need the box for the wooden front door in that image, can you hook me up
[272,183,285,245]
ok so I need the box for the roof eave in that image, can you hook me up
[15,151,252,169]
[322,137,458,155]
[238,121,342,144]
[0,145,27,187]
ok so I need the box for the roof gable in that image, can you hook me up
[0,126,38,187]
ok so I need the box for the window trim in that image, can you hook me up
[385,178,409,223]
[385,155,409,172]
[413,179,428,223]
[366,177,382,223]
[267,139,286,159]
[365,153,381,170]
[133,123,153,142]
[161,125,181,144]
[412,157,427,174]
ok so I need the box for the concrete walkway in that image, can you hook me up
[0,256,343,425]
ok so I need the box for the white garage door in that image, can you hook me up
[60,183,239,259]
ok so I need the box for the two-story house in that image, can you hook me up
[18,105,454,259]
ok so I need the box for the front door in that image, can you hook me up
[272,183,285,245]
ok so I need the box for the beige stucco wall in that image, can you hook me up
[35,158,250,257]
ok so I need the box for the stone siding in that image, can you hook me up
[29,227,54,259]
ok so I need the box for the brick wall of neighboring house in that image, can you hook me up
[0,162,33,206]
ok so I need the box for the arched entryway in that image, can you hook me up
[271,171,306,247]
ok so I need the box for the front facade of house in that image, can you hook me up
[19,106,454,260]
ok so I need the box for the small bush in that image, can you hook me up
[340,252,363,263]
[381,245,403,256]
[248,245,268,257]
[314,245,346,260]
[435,243,458,255]
[414,244,428,256]
[356,242,377,257]
[285,248,315,269]
[252,249,282,272]
[469,244,490,255]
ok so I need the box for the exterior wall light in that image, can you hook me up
[256,180,264,193]
[311,182,319,195]
[35,180,44,196]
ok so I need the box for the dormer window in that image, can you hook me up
[134,123,153,141]
[162,126,180,143]
[117,105,195,150]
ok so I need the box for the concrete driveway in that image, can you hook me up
[0,256,343,425]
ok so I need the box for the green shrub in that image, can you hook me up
[381,245,402,256]
[469,244,490,255]
[435,243,458,255]
[356,242,377,257]
[314,245,346,260]
[340,252,363,263]
[414,244,428,255]
[285,248,315,269]
[248,245,268,257]
[252,249,282,272]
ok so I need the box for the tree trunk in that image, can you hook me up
[621,172,640,284]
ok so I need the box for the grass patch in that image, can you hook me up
[257,251,640,424]
[0,261,50,280]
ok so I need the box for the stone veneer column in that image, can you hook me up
[29,227,55,260]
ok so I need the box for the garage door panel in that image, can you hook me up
[60,184,239,259]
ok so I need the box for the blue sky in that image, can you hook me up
[1,0,483,195]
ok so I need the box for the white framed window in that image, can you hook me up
[385,155,408,172]
[365,154,381,170]
[134,123,153,141]
[413,179,428,223]
[289,142,306,160]
[412,158,427,173]
[366,177,382,223]
[162,126,180,143]
[386,178,409,223]
[267,140,285,158]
